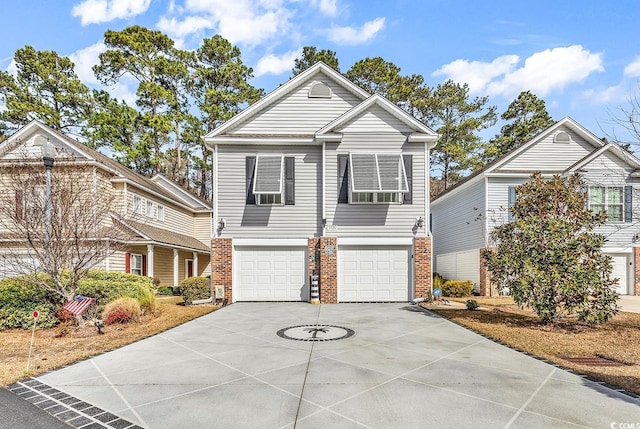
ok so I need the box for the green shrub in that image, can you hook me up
[180,277,210,304]
[0,276,60,330]
[103,297,141,324]
[76,270,156,314]
[466,299,479,311]
[441,280,474,297]
[157,286,173,295]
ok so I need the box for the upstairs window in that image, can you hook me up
[146,200,154,218]
[347,153,408,204]
[157,205,165,221]
[133,195,141,214]
[589,186,632,222]
[246,155,295,206]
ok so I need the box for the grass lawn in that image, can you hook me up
[423,297,640,396]
[0,297,217,387]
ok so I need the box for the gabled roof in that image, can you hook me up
[115,218,209,253]
[432,117,640,204]
[204,62,370,140]
[315,94,438,145]
[0,120,210,213]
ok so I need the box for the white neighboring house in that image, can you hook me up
[432,117,640,296]
[204,62,439,303]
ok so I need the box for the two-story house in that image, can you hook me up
[204,62,439,303]
[0,120,212,286]
[432,117,640,296]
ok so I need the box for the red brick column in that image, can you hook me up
[308,238,321,302]
[211,238,233,302]
[414,236,432,299]
[479,247,495,297]
[319,237,338,303]
[634,247,640,296]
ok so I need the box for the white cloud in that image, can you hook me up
[433,55,519,94]
[434,45,604,98]
[312,0,338,17]
[69,42,137,106]
[69,42,106,85]
[72,0,151,26]
[157,0,292,46]
[583,84,628,105]
[624,56,640,77]
[157,15,212,38]
[327,17,385,45]
[254,48,302,77]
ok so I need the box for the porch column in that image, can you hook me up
[193,251,198,277]
[147,244,154,278]
[173,249,179,286]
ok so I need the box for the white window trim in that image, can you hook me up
[588,186,624,222]
[133,195,142,214]
[146,200,154,218]
[130,253,143,276]
[253,154,285,205]
[157,204,165,221]
[349,191,402,205]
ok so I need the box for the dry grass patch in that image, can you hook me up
[426,304,640,396]
[0,297,217,387]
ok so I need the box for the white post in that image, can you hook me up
[173,249,179,286]
[147,244,154,278]
[193,251,198,277]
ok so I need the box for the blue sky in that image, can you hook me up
[1,0,640,143]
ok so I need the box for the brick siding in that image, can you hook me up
[414,236,432,299]
[211,238,233,302]
[319,237,338,303]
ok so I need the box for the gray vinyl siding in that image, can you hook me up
[499,128,595,171]
[486,177,530,234]
[435,249,481,288]
[582,151,640,248]
[324,133,425,237]
[339,106,414,133]
[231,73,361,135]
[217,145,321,238]
[432,179,487,256]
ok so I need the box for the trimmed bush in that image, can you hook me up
[0,276,59,330]
[77,271,156,314]
[103,297,141,324]
[441,280,474,297]
[157,286,173,295]
[466,299,479,311]
[180,277,210,304]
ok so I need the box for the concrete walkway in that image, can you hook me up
[619,295,640,313]
[12,303,640,428]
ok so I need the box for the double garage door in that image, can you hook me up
[234,245,411,302]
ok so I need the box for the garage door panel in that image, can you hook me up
[236,246,308,301]
[339,246,410,302]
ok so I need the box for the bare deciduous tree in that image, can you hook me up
[0,162,128,302]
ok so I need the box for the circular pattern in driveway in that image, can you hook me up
[277,324,355,341]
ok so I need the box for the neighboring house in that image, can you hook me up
[432,117,640,296]
[0,120,211,286]
[204,62,439,303]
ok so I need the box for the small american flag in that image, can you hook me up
[62,296,95,316]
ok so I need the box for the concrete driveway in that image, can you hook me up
[10,303,640,428]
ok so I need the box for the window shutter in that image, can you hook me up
[246,156,256,205]
[284,156,295,205]
[508,186,516,221]
[15,190,23,221]
[624,186,633,223]
[142,255,147,276]
[125,253,131,274]
[338,154,349,204]
[403,155,413,204]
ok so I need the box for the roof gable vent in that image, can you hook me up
[308,81,332,99]
[554,131,571,143]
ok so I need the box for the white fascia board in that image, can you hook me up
[570,143,640,172]
[207,137,317,145]
[315,133,343,141]
[233,238,309,247]
[484,172,557,178]
[337,237,414,246]
[602,247,633,254]
[408,133,439,145]
[431,173,486,207]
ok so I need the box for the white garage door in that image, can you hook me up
[338,246,410,302]
[235,246,308,301]
[609,253,629,295]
